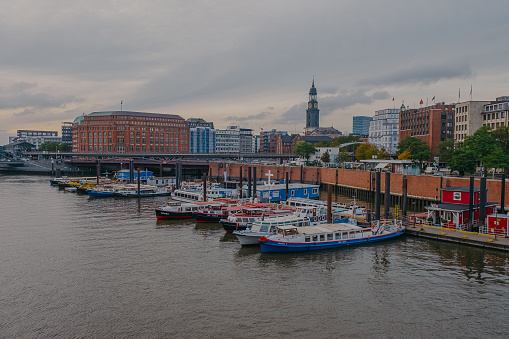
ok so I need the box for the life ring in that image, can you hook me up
[371,224,374,229]
[322,215,326,221]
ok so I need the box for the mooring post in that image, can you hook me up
[137,168,141,197]
[468,177,474,231]
[327,184,332,224]
[375,171,381,220]
[239,166,243,199]
[384,172,391,219]
[402,175,408,217]
[253,167,257,200]
[248,167,252,198]
[501,173,506,214]
[96,159,101,184]
[286,172,289,200]
[479,177,487,232]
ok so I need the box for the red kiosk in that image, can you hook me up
[426,186,497,230]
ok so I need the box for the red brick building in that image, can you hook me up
[399,103,455,152]
[72,111,189,154]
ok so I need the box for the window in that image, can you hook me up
[312,188,318,194]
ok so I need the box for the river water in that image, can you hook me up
[1,176,508,338]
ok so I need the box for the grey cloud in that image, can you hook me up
[275,89,389,124]
[224,112,269,122]
[362,61,473,87]
[0,82,80,110]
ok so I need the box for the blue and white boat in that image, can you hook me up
[234,212,353,246]
[259,219,405,252]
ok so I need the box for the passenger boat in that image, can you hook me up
[192,199,237,223]
[155,201,200,219]
[259,219,405,252]
[88,185,119,197]
[233,208,353,246]
[113,185,170,197]
[220,204,294,232]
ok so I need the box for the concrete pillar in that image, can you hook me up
[96,159,101,184]
[402,175,408,217]
[248,167,252,198]
[253,167,257,199]
[327,185,332,224]
[239,166,243,199]
[468,177,474,231]
[479,177,487,229]
[501,173,506,214]
[202,173,207,202]
[286,172,289,200]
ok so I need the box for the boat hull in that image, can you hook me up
[88,191,114,197]
[234,233,263,246]
[260,230,405,253]
[220,220,249,233]
[155,209,194,219]
[194,213,226,223]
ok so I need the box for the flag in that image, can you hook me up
[420,99,423,105]
[470,85,472,96]
[392,97,394,101]
[459,88,461,99]
[432,95,435,101]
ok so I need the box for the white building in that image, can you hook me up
[309,147,346,166]
[216,126,240,153]
[368,108,400,153]
[455,101,491,142]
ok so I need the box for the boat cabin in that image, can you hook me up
[486,214,509,236]
[277,226,299,237]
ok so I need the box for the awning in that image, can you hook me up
[374,163,389,169]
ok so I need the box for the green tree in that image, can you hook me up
[336,148,351,163]
[39,142,72,152]
[397,136,432,166]
[437,138,456,162]
[320,151,330,164]
[293,141,316,163]
[355,143,379,161]
[447,148,477,176]
[492,126,509,154]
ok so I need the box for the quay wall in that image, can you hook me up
[209,162,509,207]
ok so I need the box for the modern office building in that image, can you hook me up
[186,118,215,153]
[240,128,254,153]
[352,116,373,136]
[368,109,399,153]
[215,126,240,153]
[260,129,287,153]
[71,111,189,153]
[61,122,73,146]
[481,96,509,132]
[399,102,455,153]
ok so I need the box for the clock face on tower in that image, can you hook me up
[308,103,312,108]
[314,103,318,108]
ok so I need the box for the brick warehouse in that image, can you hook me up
[72,111,190,154]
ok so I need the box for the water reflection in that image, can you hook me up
[194,222,223,231]
[220,232,238,242]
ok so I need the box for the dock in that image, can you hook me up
[405,223,509,251]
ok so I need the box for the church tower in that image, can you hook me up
[305,79,319,134]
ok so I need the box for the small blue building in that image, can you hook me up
[254,183,320,202]
[117,169,154,180]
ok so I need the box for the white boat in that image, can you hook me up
[260,219,405,252]
[234,215,311,246]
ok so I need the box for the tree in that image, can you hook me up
[336,148,351,163]
[355,143,379,161]
[377,147,390,160]
[398,149,411,160]
[38,142,71,152]
[314,141,329,147]
[397,136,432,166]
[320,151,330,164]
[492,126,509,154]
[447,148,477,176]
[293,141,316,163]
[437,138,456,163]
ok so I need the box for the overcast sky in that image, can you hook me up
[2,0,509,144]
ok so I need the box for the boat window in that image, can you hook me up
[259,225,269,233]
[335,233,340,240]
[319,234,325,241]
[249,218,255,222]
[305,236,310,242]
[327,233,333,240]
[342,232,347,239]
[349,232,355,239]
[312,235,318,241]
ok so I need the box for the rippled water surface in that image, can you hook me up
[1,176,508,338]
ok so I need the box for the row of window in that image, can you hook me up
[483,112,506,120]
[80,145,188,152]
[304,231,358,242]
[83,138,187,145]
